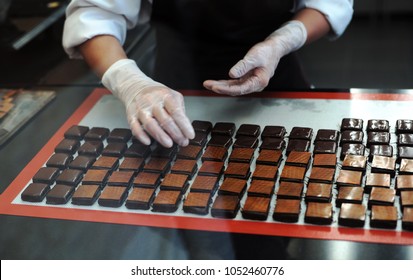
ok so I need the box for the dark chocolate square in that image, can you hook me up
[102,142,127,157]
[365,173,391,191]
[189,131,208,146]
[256,149,282,166]
[398,146,413,162]
[211,122,236,136]
[336,186,364,207]
[396,119,413,134]
[21,183,50,202]
[84,127,110,141]
[396,175,413,193]
[371,155,396,176]
[107,171,135,187]
[369,144,393,162]
[342,155,368,172]
[170,159,198,178]
[289,127,313,140]
[98,186,128,207]
[313,141,337,154]
[308,167,335,183]
[336,169,363,187]
[367,119,390,132]
[125,188,156,210]
[260,137,286,150]
[189,175,220,193]
[367,132,390,147]
[233,136,258,149]
[229,147,255,164]
[398,134,413,146]
[273,199,301,223]
[402,208,413,231]
[183,192,212,215]
[224,162,251,180]
[64,125,89,140]
[68,155,96,171]
[177,145,203,160]
[399,159,413,175]
[279,165,306,182]
[236,124,261,138]
[152,190,182,212]
[198,161,224,177]
[124,143,151,158]
[32,167,60,184]
[133,172,161,188]
[340,143,365,160]
[77,141,104,157]
[341,118,363,131]
[218,177,247,198]
[55,169,83,186]
[143,158,171,176]
[160,173,189,193]
[304,202,333,225]
[207,135,233,148]
[261,125,286,139]
[192,120,212,134]
[151,144,178,159]
[315,129,340,142]
[118,157,144,172]
[91,156,119,170]
[82,169,110,186]
[285,151,311,167]
[276,181,303,199]
[242,196,270,220]
[338,203,366,227]
[46,184,75,204]
[55,139,80,154]
[305,183,332,203]
[202,146,228,162]
[71,185,101,205]
[286,139,310,154]
[368,187,395,209]
[340,130,364,146]
[312,154,337,168]
[247,180,275,197]
[211,195,240,218]
[107,128,132,143]
[370,205,398,229]
[46,153,73,169]
[252,164,278,181]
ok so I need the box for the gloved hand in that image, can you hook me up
[102,59,195,147]
[203,20,307,96]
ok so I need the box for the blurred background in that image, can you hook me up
[0,0,412,90]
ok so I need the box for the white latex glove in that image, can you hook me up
[203,20,307,96]
[102,59,195,147]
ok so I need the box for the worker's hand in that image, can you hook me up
[102,59,194,147]
[203,20,307,96]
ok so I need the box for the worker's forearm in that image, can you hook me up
[292,8,331,44]
[78,35,128,78]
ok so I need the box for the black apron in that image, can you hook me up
[150,0,310,90]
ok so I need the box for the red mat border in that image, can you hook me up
[1,88,412,245]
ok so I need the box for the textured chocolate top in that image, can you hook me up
[276,182,304,199]
[107,171,135,187]
[82,169,110,186]
[224,162,251,179]
[342,155,368,171]
[202,146,228,162]
[229,147,255,163]
[189,175,220,193]
[336,170,363,186]
[242,196,270,215]
[305,183,332,202]
[312,154,337,168]
[91,156,119,170]
[252,164,278,181]
[198,161,225,176]
[285,151,311,167]
[133,172,161,188]
[177,145,203,160]
[256,149,282,166]
[118,157,144,172]
[218,177,247,197]
[279,165,306,182]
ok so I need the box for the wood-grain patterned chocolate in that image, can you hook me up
[252,164,278,181]
[242,196,270,220]
[285,151,311,167]
[312,154,337,168]
[170,159,198,178]
[218,177,247,198]
[98,186,128,207]
[211,195,240,219]
[202,146,228,162]
[279,165,306,182]
[71,185,101,205]
[338,203,366,227]
[189,175,220,193]
[273,199,301,223]
[305,183,332,203]
[276,181,304,199]
[160,173,189,193]
[125,188,156,210]
[118,157,144,172]
[256,149,282,166]
[152,190,182,212]
[370,205,398,229]
[224,162,251,179]
[304,202,333,225]
[308,167,335,183]
[133,172,161,188]
[183,192,212,215]
[336,186,364,207]
[229,148,255,164]
[247,180,275,197]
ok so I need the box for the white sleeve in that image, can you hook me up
[62,0,142,59]
[294,0,354,39]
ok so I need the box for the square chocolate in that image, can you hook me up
[305,183,332,203]
[46,184,75,204]
[260,137,286,150]
[285,151,311,167]
[229,147,255,164]
[68,155,96,171]
[255,149,282,166]
[340,143,365,160]
[211,195,240,219]
[133,172,161,188]
[77,141,104,157]
[276,182,304,199]
[91,156,119,171]
[399,159,413,174]
[233,136,258,149]
[118,157,144,172]
[71,185,101,205]
[396,119,413,134]
[84,127,110,141]
[398,146,413,162]
[202,146,228,162]
[64,125,89,140]
[340,130,364,146]
[177,145,203,160]
[207,135,233,148]
[261,125,286,139]
[341,118,363,131]
[398,134,413,146]
[368,187,395,209]
[143,158,171,176]
[236,124,261,138]
[308,167,335,183]
[21,183,50,202]
[192,120,212,134]
[55,169,84,186]
[102,142,127,157]
[313,141,337,154]
[211,122,236,136]
[170,159,198,178]
[32,167,60,184]
[312,154,337,168]
[279,165,306,182]
[125,188,156,210]
[160,173,189,193]
[402,208,413,231]
[107,171,135,187]
[365,173,391,191]
[336,186,364,207]
[286,139,310,154]
[218,177,247,198]
[367,132,390,147]
[247,180,275,197]
[189,131,208,147]
[224,162,251,180]
[342,155,368,172]
[189,175,220,194]
[242,196,270,220]
[367,119,389,132]
[107,128,132,143]
[400,191,413,209]
[336,169,363,187]
[151,144,178,159]
[152,190,182,212]
[371,155,396,177]
[82,169,110,186]
[370,205,398,229]
[369,145,393,162]
[198,161,225,177]
[396,175,413,193]
[289,127,313,140]
[273,199,301,223]
[315,129,339,142]
[304,202,333,225]
[55,139,80,154]
[252,164,278,181]
[124,143,151,158]
[98,186,128,207]
[338,203,366,227]
[46,153,73,169]
[183,192,212,215]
